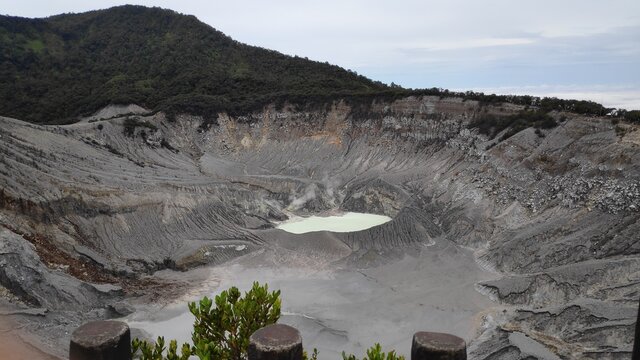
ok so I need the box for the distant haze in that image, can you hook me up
[2,0,639,109]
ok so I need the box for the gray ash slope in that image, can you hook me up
[0,96,639,359]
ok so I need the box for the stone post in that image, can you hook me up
[248,324,303,360]
[69,320,131,360]
[411,331,466,360]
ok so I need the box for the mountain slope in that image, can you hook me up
[0,5,387,124]
[2,5,635,126]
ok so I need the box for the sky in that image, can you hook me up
[2,0,639,109]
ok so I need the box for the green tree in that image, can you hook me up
[189,282,281,360]
[131,337,192,360]
[132,282,281,360]
[342,343,405,360]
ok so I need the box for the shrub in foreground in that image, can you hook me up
[342,343,405,360]
[132,282,281,360]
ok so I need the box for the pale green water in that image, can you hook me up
[276,212,392,234]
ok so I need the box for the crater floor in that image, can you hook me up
[127,238,495,359]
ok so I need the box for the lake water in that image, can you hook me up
[276,212,392,234]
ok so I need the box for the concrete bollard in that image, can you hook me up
[248,324,303,360]
[69,320,131,360]
[411,332,466,360]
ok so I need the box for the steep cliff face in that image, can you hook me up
[0,96,638,358]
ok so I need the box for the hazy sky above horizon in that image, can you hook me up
[2,0,639,109]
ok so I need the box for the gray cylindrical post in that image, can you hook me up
[248,324,303,360]
[69,320,131,360]
[411,331,466,360]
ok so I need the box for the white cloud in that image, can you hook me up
[399,38,535,52]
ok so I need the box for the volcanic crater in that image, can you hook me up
[0,95,639,359]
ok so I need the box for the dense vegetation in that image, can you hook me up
[620,110,640,123]
[0,5,635,125]
[469,110,558,141]
[0,5,387,124]
[132,282,399,360]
